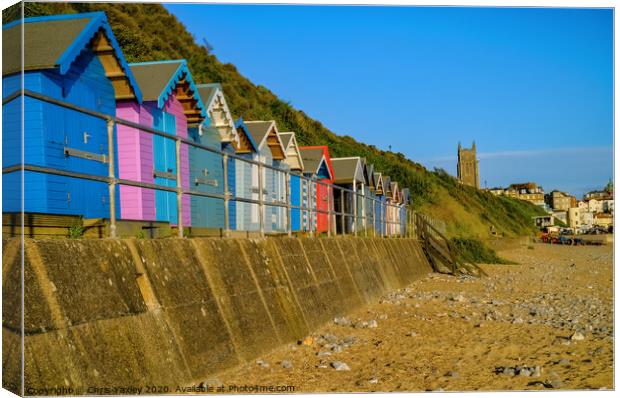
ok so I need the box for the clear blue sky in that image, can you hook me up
[165,4,613,198]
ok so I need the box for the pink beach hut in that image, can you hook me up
[117,60,206,226]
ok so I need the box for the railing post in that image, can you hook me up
[372,197,376,238]
[360,185,365,237]
[258,163,265,237]
[175,139,183,238]
[222,153,230,237]
[309,179,315,237]
[306,179,310,236]
[382,201,386,237]
[339,188,345,235]
[352,181,357,236]
[300,177,304,234]
[286,170,292,237]
[327,183,332,237]
[362,185,368,237]
[107,119,117,238]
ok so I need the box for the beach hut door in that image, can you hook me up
[153,110,178,224]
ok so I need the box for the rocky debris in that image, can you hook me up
[368,376,379,384]
[256,359,270,368]
[342,336,357,346]
[353,319,378,329]
[451,294,466,302]
[280,360,293,369]
[570,331,586,341]
[546,379,564,388]
[495,365,542,378]
[405,331,418,337]
[378,314,388,320]
[330,361,351,371]
[317,351,332,357]
[354,321,369,329]
[445,370,459,378]
[334,317,351,326]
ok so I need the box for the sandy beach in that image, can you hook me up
[211,242,613,392]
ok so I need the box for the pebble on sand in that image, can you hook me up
[570,331,586,341]
[281,360,293,369]
[331,361,351,371]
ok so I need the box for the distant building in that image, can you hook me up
[546,190,576,211]
[584,187,612,201]
[488,187,505,196]
[580,211,594,228]
[567,207,580,229]
[603,199,614,214]
[504,182,545,206]
[552,210,568,224]
[594,212,613,227]
[586,198,604,213]
[457,142,479,189]
[534,215,554,228]
[486,182,546,206]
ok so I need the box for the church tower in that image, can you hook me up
[457,141,480,189]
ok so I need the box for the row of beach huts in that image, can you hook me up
[2,12,410,237]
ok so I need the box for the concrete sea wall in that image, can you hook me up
[2,237,431,394]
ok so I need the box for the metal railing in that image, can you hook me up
[3,89,411,238]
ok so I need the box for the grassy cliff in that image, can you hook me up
[3,2,546,239]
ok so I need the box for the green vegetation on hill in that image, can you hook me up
[450,237,516,265]
[3,2,547,240]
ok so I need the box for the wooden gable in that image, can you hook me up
[265,126,286,160]
[90,30,137,101]
[375,174,384,195]
[280,133,304,171]
[173,74,204,126]
[234,125,255,154]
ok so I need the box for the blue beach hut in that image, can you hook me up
[188,83,238,231]
[232,118,260,231]
[373,172,386,235]
[383,176,393,236]
[243,121,288,234]
[278,132,305,231]
[400,187,410,235]
[364,162,377,232]
[2,12,142,219]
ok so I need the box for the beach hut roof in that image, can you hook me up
[195,83,238,144]
[3,11,142,102]
[331,157,365,184]
[384,176,393,195]
[278,132,304,171]
[401,188,410,205]
[233,118,260,154]
[366,163,376,189]
[243,120,286,160]
[299,146,334,180]
[279,132,294,149]
[391,181,400,202]
[129,59,206,124]
[374,172,384,195]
